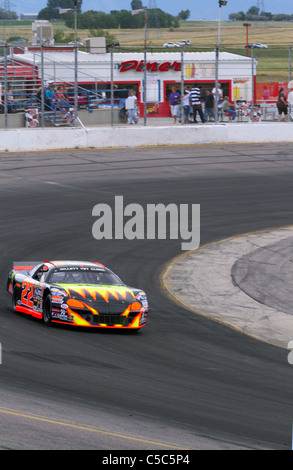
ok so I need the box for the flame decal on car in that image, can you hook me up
[60,285,135,302]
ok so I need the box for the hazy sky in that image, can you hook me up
[16,0,293,20]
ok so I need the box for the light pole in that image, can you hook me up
[243,23,251,57]
[289,48,292,122]
[59,2,79,127]
[215,0,227,122]
[110,41,119,127]
[73,0,78,128]
[217,0,227,47]
[0,40,8,129]
[131,6,148,126]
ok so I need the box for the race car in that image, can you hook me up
[6,260,149,330]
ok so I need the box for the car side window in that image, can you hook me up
[32,267,43,281]
[28,264,42,279]
[31,265,49,282]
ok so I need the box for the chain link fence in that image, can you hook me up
[0,41,292,129]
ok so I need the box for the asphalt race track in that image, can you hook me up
[0,143,293,450]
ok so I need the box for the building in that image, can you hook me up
[0,46,257,118]
[20,13,38,21]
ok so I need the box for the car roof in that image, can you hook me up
[44,260,106,269]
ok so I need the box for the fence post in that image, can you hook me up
[110,45,114,127]
[215,44,219,123]
[74,42,78,128]
[289,46,292,122]
[180,46,184,125]
[41,44,44,128]
[251,45,254,123]
[4,41,8,130]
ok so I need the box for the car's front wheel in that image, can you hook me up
[43,295,52,325]
[12,286,18,311]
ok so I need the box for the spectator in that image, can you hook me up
[288,87,293,106]
[212,83,223,102]
[221,96,237,121]
[169,86,180,124]
[190,84,205,123]
[45,83,55,110]
[0,83,3,113]
[118,88,129,108]
[288,86,293,120]
[61,84,69,101]
[204,89,215,121]
[54,85,67,105]
[55,85,74,124]
[262,85,270,101]
[183,86,191,124]
[36,86,42,102]
[125,89,138,124]
[2,85,16,113]
[277,88,288,122]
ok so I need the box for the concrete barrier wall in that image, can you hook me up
[0,122,292,153]
[78,108,120,125]
[0,113,25,129]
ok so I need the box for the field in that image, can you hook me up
[1,19,293,82]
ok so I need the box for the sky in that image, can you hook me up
[12,1,293,21]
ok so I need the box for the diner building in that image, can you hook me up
[1,46,257,118]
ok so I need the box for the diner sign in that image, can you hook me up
[119,60,181,73]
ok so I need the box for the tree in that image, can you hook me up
[272,13,292,21]
[178,10,190,21]
[131,0,143,9]
[0,8,18,19]
[47,0,82,13]
[228,5,293,22]
[54,29,78,43]
[38,7,60,20]
[148,8,179,28]
[246,6,259,16]
[228,11,245,21]
[63,5,179,30]
[38,0,83,20]
[260,11,272,21]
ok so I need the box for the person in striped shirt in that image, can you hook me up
[190,85,205,123]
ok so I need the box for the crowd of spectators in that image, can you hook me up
[167,83,239,123]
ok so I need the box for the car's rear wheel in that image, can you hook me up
[43,295,52,325]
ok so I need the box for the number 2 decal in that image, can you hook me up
[21,281,34,308]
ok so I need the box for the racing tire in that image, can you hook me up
[43,294,52,326]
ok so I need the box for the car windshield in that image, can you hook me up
[48,267,123,286]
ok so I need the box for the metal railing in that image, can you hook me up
[1,41,293,129]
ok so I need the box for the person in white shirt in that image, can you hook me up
[125,89,138,124]
[288,88,293,119]
[212,83,223,102]
[182,86,191,124]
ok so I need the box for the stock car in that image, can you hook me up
[6,261,149,330]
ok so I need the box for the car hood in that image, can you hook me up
[54,283,139,314]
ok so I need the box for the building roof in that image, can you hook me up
[10,50,253,66]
